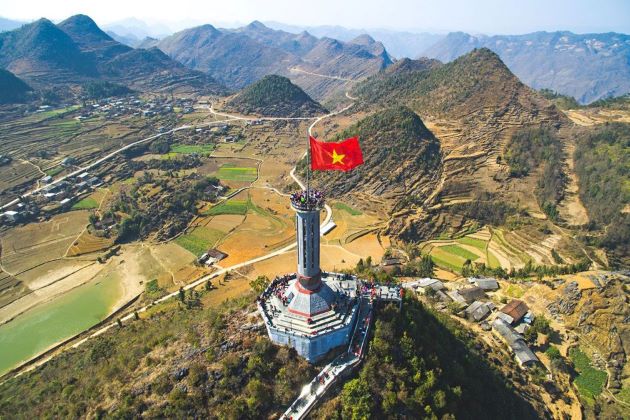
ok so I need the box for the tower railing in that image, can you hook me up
[290,189,325,211]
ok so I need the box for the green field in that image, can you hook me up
[457,236,487,251]
[203,199,248,216]
[333,202,362,216]
[215,164,257,182]
[169,143,215,155]
[45,166,64,177]
[569,348,607,404]
[71,197,98,210]
[439,244,480,261]
[174,226,225,256]
[430,248,466,273]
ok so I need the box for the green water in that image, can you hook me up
[0,275,121,376]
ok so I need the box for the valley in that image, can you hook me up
[0,9,628,420]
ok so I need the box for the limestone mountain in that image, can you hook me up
[0,69,32,104]
[155,21,393,100]
[0,15,224,95]
[346,48,574,242]
[57,14,131,61]
[422,31,630,104]
[232,21,318,56]
[383,57,442,75]
[226,75,327,117]
[0,18,97,85]
[156,24,297,91]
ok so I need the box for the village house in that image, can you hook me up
[454,286,486,304]
[468,277,499,291]
[492,318,539,368]
[465,300,495,322]
[199,249,228,266]
[499,299,529,324]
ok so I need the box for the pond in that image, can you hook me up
[0,274,121,376]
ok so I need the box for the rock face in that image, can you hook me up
[422,31,630,104]
[226,75,327,117]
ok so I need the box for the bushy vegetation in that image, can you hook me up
[114,175,222,243]
[228,74,326,117]
[504,127,566,220]
[587,93,630,110]
[0,68,32,104]
[539,88,581,109]
[0,296,317,419]
[318,299,542,419]
[569,348,607,404]
[462,258,590,280]
[449,192,519,226]
[82,81,133,99]
[574,123,630,265]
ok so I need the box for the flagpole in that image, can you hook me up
[306,134,310,203]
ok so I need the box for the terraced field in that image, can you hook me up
[66,231,114,257]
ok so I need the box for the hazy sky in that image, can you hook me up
[1,0,628,34]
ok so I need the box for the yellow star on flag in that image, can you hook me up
[331,149,345,165]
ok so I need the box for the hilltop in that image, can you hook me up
[423,31,630,104]
[0,69,32,103]
[311,106,440,205]
[226,75,327,117]
[0,292,551,418]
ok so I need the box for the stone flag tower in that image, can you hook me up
[257,188,360,361]
[293,191,322,290]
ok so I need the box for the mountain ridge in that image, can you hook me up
[422,30,630,103]
[0,15,225,95]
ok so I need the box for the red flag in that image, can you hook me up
[309,136,364,172]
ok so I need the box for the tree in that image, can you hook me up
[532,315,551,335]
[249,275,270,295]
[462,259,473,277]
[419,254,435,277]
[366,256,373,267]
[341,378,373,420]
